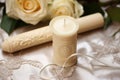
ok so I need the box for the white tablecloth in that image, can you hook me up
[0,21,120,80]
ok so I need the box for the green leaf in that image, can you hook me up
[0,3,5,8]
[15,20,28,28]
[83,2,104,16]
[99,0,120,7]
[106,7,120,22]
[85,0,99,3]
[0,13,17,34]
[82,2,113,29]
[104,14,112,29]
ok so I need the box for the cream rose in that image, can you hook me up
[6,0,47,25]
[48,0,84,19]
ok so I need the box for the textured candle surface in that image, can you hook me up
[2,13,104,53]
[50,16,79,67]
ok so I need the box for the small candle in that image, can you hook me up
[50,16,79,67]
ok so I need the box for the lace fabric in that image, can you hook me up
[0,18,120,80]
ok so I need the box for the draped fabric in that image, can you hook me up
[0,8,120,80]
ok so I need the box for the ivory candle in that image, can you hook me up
[50,16,79,67]
[2,13,104,53]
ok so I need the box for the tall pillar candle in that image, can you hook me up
[50,16,79,67]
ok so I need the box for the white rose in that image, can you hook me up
[48,0,84,19]
[6,0,47,25]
